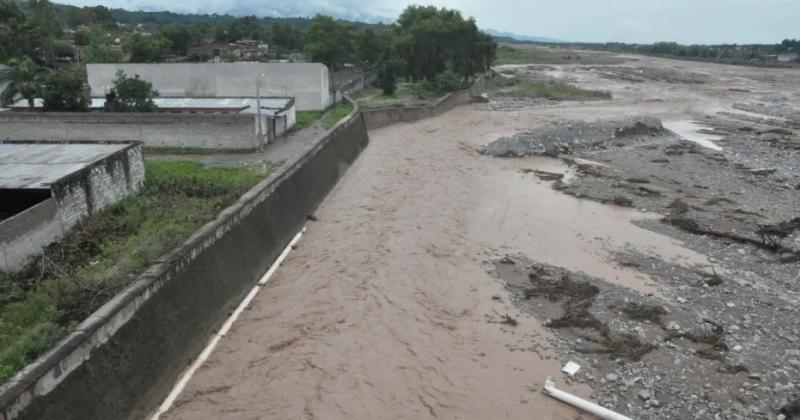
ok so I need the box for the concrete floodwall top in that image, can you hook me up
[87,63,332,111]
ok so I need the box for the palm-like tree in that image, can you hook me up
[0,58,47,109]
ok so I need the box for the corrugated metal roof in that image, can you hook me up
[0,143,129,189]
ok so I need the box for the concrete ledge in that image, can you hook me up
[362,76,487,130]
[0,97,368,420]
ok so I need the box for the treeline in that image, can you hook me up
[574,40,800,64]
[1,2,496,109]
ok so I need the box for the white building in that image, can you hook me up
[86,62,333,111]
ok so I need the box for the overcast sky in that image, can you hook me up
[59,0,800,44]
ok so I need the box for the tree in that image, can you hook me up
[0,0,34,62]
[0,58,47,109]
[355,27,388,69]
[376,46,404,95]
[269,22,304,57]
[86,43,122,63]
[28,0,57,63]
[161,24,200,55]
[305,15,353,70]
[108,70,158,112]
[124,33,171,62]
[85,24,122,63]
[393,6,496,83]
[41,69,89,111]
[73,31,90,47]
[223,16,265,42]
[60,5,114,28]
[51,39,74,59]
[221,51,238,62]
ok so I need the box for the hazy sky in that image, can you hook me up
[59,0,800,44]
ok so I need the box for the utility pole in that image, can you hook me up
[256,77,262,146]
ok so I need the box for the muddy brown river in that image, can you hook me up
[161,108,713,419]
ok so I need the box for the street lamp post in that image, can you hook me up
[256,73,269,147]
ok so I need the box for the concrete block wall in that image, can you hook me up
[0,113,260,150]
[54,144,145,232]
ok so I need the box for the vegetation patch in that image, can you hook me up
[488,76,611,101]
[144,147,252,155]
[292,111,323,131]
[352,82,442,109]
[291,103,352,132]
[0,161,267,383]
[495,45,625,65]
[320,102,353,129]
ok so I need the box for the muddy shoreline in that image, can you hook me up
[483,67,800,417]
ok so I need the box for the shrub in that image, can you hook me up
[108,70,158,112]
[42,69,89,112]
[422,70,466,95]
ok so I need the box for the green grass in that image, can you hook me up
[488,76,611,101]
[292,111,323,131]
[144,147,252,155]
[352,83,441,110]
[320,102,353,129]
[495,45,625,65]
[0,161,267,383]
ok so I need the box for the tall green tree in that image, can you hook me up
[161,24,200,55]
[0,0,30,62]
[269,22,304,57]
[355,27,392,70]
[41,69,89,111]
[85,23,122,63]
[394,6,496,82]
[305,15,353,70]
[0,58,47,109]
[376,46,404,95]
[28,0,57,63]
[124,33,171,62]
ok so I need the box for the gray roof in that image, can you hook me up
[0,143,129,189]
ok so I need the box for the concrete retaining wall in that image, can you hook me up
[87,63,332,111]
[0,198,63,271]
[0,100,369,420]
[362,76,486,130]
[0,113,262,150]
